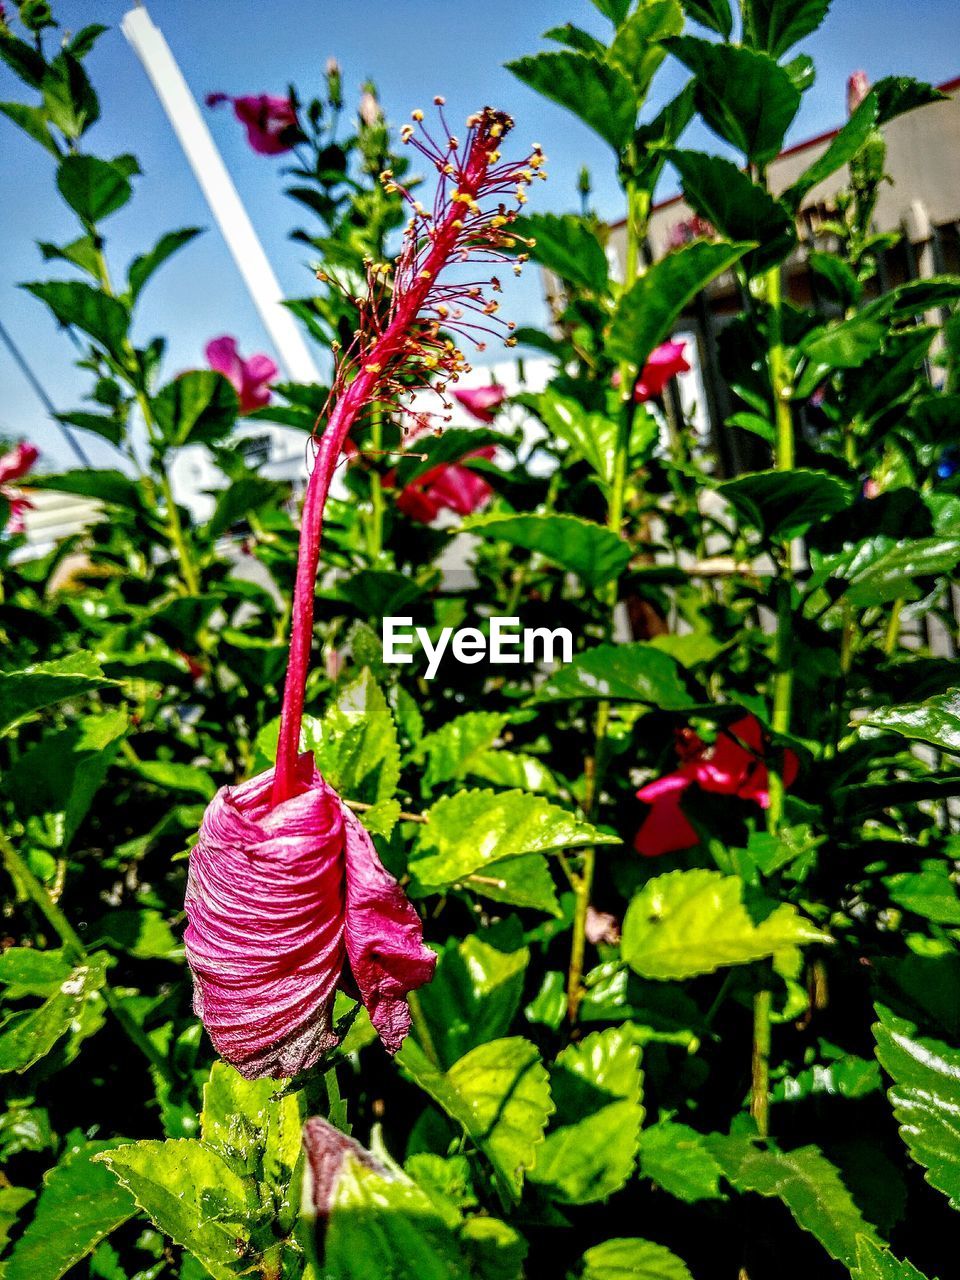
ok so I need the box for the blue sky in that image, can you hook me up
[2,0,959,468]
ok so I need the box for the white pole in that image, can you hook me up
[121,4,321,386]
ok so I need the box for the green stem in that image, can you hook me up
[883,598,903,656]
[567,183,646,1027]
[0,827,175,1083]
[750,988,772,1138]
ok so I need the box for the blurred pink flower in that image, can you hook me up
[585,907,620,946]
[0,442,38,534]
[392,446,495,523]
[634,341,690,403]
[206,92,299,155]
[205,336,278,414]
[666,213,715,250]
[453,383,507,423]
[634,715,799,858]
[185,753,435,1078]
[847,71,870,115]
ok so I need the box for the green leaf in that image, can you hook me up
[3,708,128,849]
[129,759,216,800]
[667,38,801,166]
[784,77,944,207]
[25,469,142,509]
[0,1186,33,1252]
[201,1062,304,1210]
[409,788,617,891]
[0,948,71,998]
[0,954,109,1074]
[522,388,618,485]
[96,1140,255,1280]
[885,866,960,926]
[311,668,400,806]
[718,469,852,541]
[4,1141,136,1280]
[466,852,563,916]
[319,1141,469,1280]
[873,1006,960,1209]
[151,371,239,447]
[55,154,133,223]
[855,1238,933,1280]
[86,909,181,960]
[808,251,862,310]
[22,281,128,358]
[544,23,608,57]
[127,227,203,300]
[677,0,733,38]
[622,869,828,980]
[631,82,698,188]
[795,314,888,395]
[862,690,960,755]
[529,1025,644,1204]
[581,1237,694,1280]
[708,1137,882,1267]
[532,641,693,708]
[608,240,753,368]
[742,0,832,59]
[670,150,796,274]
[0,653,117,736]
[506,51,637,152]
[41,51,99,138]
[638,1120,725,1202]
[54,409,124,446]
[589,0,633,25]
[0,101,59,154]
[413,711,509,789]
[462,512,632,588]
[414,926,530,1069]
[609,2,684,96]
[469,748,562,795]
[0,30,47,87]
[508,212,609,293]
[207,475,285,539]
[397,1036,553,1201]
[813,536,960,608]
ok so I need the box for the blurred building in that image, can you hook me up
[602,74,960,472]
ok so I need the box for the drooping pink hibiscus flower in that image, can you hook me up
[185,107,542,1078]
[185,754,434,1077]
[453,383,507,423]
[634,715,799,858]
[205,336,278,414]
[0,441,38,534]
[206,92,300,155]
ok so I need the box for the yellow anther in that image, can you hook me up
[434,95,446,105]
[365,363,382,373]
[411,109,424,121]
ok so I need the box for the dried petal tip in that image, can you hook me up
[301,1117,392,1229]
[184,755,435,1078]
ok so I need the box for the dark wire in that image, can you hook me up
[0,315,92,468]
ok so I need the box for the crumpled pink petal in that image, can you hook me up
[634,768,699,857]
[185,752,434,1078]
[634,340,690,403]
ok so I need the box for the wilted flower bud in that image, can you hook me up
[325,57,343,111]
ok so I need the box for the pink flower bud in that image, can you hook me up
[185,754,435,1077]
[633,341,690,404]
[847,71,870,115]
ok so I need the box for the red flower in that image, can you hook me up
[453,383,507,423]
[205,336,278,413]
[634,715,799,858]
[206,92,299,155]
[185,754,435,1078]
[0,441,38,534]
[634,340,690,403]
[393,445,495,523]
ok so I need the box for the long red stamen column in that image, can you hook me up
[272,106,539,805]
